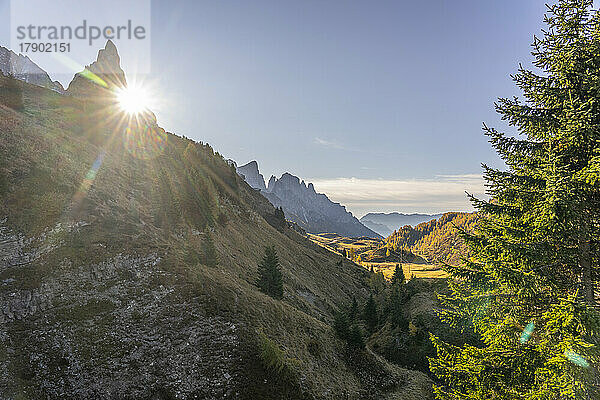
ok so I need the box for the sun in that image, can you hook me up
[116,84,151,115]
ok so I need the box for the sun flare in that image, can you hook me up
[116,85,151,115]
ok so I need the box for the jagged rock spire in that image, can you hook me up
[67,40,127,95]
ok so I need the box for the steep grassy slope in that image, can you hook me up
[0,77,433,399]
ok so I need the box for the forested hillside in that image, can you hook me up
[384,212,478,266]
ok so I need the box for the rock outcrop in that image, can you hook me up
[67,40,158,127]
[0,46,64,92]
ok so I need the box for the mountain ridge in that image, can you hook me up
[0,46,64,92]
[236,160,381,239]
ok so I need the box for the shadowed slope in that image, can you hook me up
[0,73,433,399]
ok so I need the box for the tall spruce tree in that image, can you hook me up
[391,264,405,285]
[363,294,379,332]
[430,2,600,398]
[386,286,408,330]
[333,310,350,340]
[347,325,365,349]
[256,246,284,299]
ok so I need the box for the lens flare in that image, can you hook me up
[519,322,535,344]
[72,151,106,208]
[123,124,167,160]
[116,84,151,115]
[564,350,589,368]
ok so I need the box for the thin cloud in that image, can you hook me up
[308,175,487,216]
[313,137,347,150]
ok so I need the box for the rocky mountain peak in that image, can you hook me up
[67,40,127,95]
[278,173,300,186]
[95,40,122,72]
[236,163,381,238]
[0,46,64,92]
[236,161,267,191]
[267,175,276,190]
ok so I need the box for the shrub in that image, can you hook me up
[258,332,286,374]
[333,311,350,340]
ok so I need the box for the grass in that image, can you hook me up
[308,233,447,280]
[363,262,448,280]
[0,78,437,399]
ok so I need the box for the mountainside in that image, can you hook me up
[237,161,381,239]
[360,213,444,237]
[0,44,432,399]
[385,212,479,266]
[0,46,64,93]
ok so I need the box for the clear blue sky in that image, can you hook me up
[0,1,565,215]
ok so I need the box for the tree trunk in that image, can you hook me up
[580,238,595,305]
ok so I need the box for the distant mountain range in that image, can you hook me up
[236,161,381,238]
[0,46,64,92]
[360,212,444,237]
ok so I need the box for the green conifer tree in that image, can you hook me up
[333,310,350,340]
[256,246,284,299]
[363,294,378,332]
[430,2,600,398]
[386,286,408,330]
[347,325,365,349]
[391,264,405,285]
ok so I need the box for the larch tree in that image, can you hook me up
[430,1,600,398]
